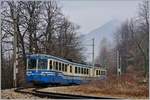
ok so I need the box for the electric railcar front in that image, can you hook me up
[26,55,54,84]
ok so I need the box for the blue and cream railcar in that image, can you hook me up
[26,54,106,85]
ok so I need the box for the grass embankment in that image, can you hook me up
[72,74,148,99]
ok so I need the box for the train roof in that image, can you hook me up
[27,54,89,67]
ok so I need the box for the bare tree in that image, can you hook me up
[39,1,63,54]
[57,18,84,62]
[96,38,110,68]
[115,20,130,73]
[114,0,149,77]
[137,0,149,60]
[1,1,28,65]
[138,0,149,77]
[128,0,149,77]
[20,1,42,53]
[1,0,85,88]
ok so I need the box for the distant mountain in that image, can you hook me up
[80,19,121,62]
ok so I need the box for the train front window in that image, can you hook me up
[28,59,36,69]
[38,59,48,69]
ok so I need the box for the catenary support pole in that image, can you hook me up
[92,38,95,77]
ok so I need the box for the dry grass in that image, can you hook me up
[73,74,149,98]
[39,71,149,99]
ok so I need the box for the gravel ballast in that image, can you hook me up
[1,88,42,99]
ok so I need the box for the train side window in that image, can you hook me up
[49,60,52,70]
[78,67,80,74]
[84,68,86,74]
[85,68,87,74]
[53,61,55,69]
[81,68,84,74]
[101,71,105,75]
[70,65,72,73]
[96,70,98,75]
[99,70,100,75]
[86,68,88,74]
[62,63,64,71]
[65,64,67,72]
[59,62,61,71]
[75,67,77,73]
[38,59,47,69]
[87,69,89,74]
[56,62,58,70]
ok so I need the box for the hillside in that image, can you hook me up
[80,19,121,62]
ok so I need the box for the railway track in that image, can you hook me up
[15,87,117,99]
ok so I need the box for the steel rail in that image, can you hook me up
[15,87,118,99]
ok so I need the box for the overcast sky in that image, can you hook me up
[59,0,143,34]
